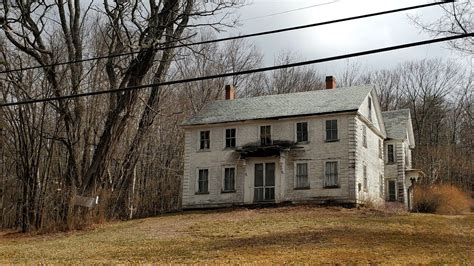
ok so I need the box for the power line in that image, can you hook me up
[1,33,472,107]
[0,0,454,75]
[240,0,340,21]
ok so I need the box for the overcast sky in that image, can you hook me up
[218,0,471,74]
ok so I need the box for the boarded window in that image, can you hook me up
[295,163,309,189]
[324,162,338,187]
[387,144,395,163]
[296,122,308,143]
[225,128,236,148]
[325,120,338,141]
[198,169,209,193]
[260,125,272,146]
[362,125,367,148]
[200,131,210,150]
[223,167,235,192]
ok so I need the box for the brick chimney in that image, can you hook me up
[325,76,336,89]
[225,84,235,100]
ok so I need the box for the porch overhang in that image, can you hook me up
[405,169,425,184]
[236,140,303,158]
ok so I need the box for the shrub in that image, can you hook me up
[413,184,471,215]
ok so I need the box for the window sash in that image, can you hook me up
[224,168,235,191]
[200,131,210,150]
[368,98,372,122]
[198,169,208,193]
[388,145,395,163]
[324,162,338,187]
[362,126,367,147]
[225,129,236,148]
[260,126,272,146]
[295,163,309,188]
[296,122,308,142]
[325,120,338,141]
[363,165,368,190]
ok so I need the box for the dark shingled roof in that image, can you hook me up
[382,109,411,139]
[183,86,373,126]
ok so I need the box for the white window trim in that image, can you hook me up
[294,161,310,189]
[223,128,237,149]
[195,167,210,194]
[221,165,237,192]
[197,130,211,151]
[323,119,339,142]
[362,125,367,148]
[386,143,396,164]
[323,160,340,188]
[294,121,310,144]
[258,124,272,145]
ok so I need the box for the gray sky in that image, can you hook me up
[220,0,471,74]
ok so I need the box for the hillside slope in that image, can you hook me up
[0,206,473,264]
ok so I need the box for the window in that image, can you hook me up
[324,161,338,187]
[200,131,210,150]
[325,120,338,141]
[225,128,236,148]
[368,97,372,122]
[387,144,395,164]
[388,180,397,201]
[296,122,308,143]
[295,163,309,189]
[362,125,367,148]
[363,165,368,191]
[379,175,384,197]
[223,167,235,192]
[379,140,384,158]
[260,125,272,146]
[197,169,209,194]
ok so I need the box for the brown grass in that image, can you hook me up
[413,184,472,215]
[0,206,472,264]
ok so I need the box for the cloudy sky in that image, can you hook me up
[218,0,471,74]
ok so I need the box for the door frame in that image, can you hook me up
[253,162,276,202]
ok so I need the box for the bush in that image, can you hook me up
[413,184,471,215]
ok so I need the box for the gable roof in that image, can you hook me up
[382,109,415,146]
[183,86,373,126]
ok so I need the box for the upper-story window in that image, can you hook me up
[296,122,308,143]
[362,125,367,148]
[325,120,338,141]
[225,128,236,148]
[387,144,395,164]
[368,97,372,122]
[200,131,210,150]
[260,125,272,146]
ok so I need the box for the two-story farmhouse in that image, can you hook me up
[181,77,421,209]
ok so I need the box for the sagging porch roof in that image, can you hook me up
[235,140,303,158]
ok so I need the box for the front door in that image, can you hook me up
[388,180,397,201]
[254,163,275,202]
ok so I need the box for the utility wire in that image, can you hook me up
[240,0,340,21]
[0,0,454,75]
[1,33,472,107]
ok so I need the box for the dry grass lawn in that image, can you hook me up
[0,206,473,264]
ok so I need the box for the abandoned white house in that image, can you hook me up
[181,77,421,209]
